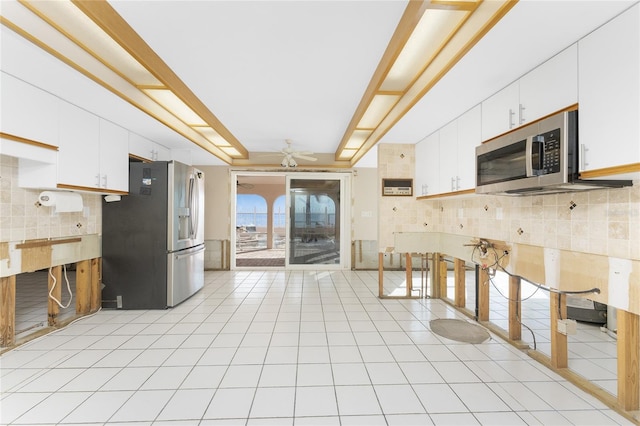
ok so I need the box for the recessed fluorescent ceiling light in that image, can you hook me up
[143,88,208,127]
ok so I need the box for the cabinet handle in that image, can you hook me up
[519,103,526,124]
[508,109,515,128]
[451,177,455,192]
[456,176,461,190]
[95,174,101,187]
[580,144,589,170]
[102,174,108,188]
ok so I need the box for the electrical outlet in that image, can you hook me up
[557,319,577,335]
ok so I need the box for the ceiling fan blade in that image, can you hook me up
[291,153,317,161]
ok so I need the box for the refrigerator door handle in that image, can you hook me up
[174,245,205,260]
[188,175,196,239]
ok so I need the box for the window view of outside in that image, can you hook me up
[236,194,286,252]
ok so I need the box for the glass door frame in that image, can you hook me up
[285,172,351,270]
[230,170,351,270]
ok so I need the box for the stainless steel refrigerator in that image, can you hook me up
[102,161,205,309]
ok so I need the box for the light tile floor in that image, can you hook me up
[1,270,633,425]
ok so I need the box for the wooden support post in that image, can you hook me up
[430,253,440,299]
[48,266,62,326]
[508,275,522,341]
[478,267,490,321]
[439,259,447,299]
[76,260,92,315]
[550,292,568,369]
[378,252,384,297]
[90,258,101,313]
[454,258,465,307]
[0,276,16,347]
[617,309,639,411]
[405,253,413,297]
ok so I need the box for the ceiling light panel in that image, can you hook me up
[381,8,469,92]
[194,127,232,146]
[357,94,401,129]
[20,0,161,86]
[345,129,372,149]
[143,88,208,126]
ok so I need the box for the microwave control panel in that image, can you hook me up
[534,128,561,174]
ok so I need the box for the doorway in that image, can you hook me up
[231,171,350,269]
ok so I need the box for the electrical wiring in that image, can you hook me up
[48,264,73,309]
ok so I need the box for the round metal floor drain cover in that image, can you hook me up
[429,319,490,344]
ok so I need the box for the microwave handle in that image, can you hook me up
[526,135,545,176]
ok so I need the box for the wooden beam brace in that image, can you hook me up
[378,252,384,298]
[617,309,639,411]
[76,260,92,315]
[454,258,465,307]
[405,253,413,297]
[509,275,522,341]
[478,267,490,321]
[439,259,448,299]
[550,292,568,369]
[47,266,62,327]
[90,258,101,313]
[0,276,16,347]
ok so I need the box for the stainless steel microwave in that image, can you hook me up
[475,110,631,195]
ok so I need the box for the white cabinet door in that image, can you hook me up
[481,81,519,141]
[421,132,440,196]
[520,44,578,124]
[457,105,481,191]
[578,4,640,174]
[1,73,59,147]
[99,119,129,192]
[154,143,171,161]
[414,138,429,197]
[58,102,100,188]
[439,119,458,193]
[128,132,154,161]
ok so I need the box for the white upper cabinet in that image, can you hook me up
[519,44,578,124]
[129,132,171,162]
[456,105,481,191]
[99,119,129,192]
[482,45,578,142]
[58,102,100,188]
[438,119,459,193]
[481,81,519,141]
[416,105,481,197]
[57,103,128,192]
[578,4,640,175]
[415,131,439,196]
[1,73,59,147]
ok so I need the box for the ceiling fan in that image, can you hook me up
[260,139,317,167]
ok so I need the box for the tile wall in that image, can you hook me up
[377,144,639,261]
[377,144,417,251]
[0,155,101,243]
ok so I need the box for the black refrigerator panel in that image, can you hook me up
[102,162,170,309]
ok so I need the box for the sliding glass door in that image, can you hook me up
[286,175,349,268]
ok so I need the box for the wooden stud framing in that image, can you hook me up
[454,258,466,307]
[75,260,92,315]
[439,259,448,299]
[550,293,568,369]
[617,309,639,411]
[47,266,62,327]
[430,253,440,299]
[478,267,490,321]
[0,276,16,347]
[378,252,384,297]
[405,253,413,297]
[509,275,522,341]
[90,258,101,313]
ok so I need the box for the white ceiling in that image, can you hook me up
[1,0,637,168]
